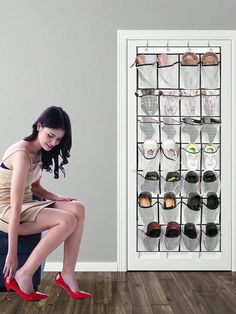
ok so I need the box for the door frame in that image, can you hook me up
[117,30,236,271]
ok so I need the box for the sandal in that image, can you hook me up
[163,192,176,209]
[138,191,152,207]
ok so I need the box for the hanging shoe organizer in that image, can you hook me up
[134,45,221,252]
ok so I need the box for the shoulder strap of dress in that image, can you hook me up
[2,148,33,165]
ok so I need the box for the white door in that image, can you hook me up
[127,39,232,270]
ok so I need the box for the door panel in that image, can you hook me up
[127,40,231,270]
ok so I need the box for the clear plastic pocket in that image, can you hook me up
[202,92,220,116]
[138,145,160,172]
[180,65,200,89]
[182,171,200,197]
[137,64,157,89]
[181,227,200,251]
[138,201,158,225]
[181,91,201,116]
[182,145,201,171]
[182,202,201,224]
[202,171,220,196]
[201,64,220,89]
[161,151,180,172]
[202,225,220,251]
[181,120,201,143]
[164,235,180,251]
[202,203,220,224]
[161,226,180,251]
[161,118,181,142]
[201,121,221,143]
[138,172,160,195]
[138,228,160,252]
[160,92,180,116]
[138,93,159,116]
[161,175,181,196]
[202,145,220,171]
[138,117,160,141]
[158,55,179,89]
[159,201,181,224]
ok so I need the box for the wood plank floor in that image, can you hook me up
[1,271,236,314]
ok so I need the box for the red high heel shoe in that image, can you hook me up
[54,272,92,299]
[4,277,48,302]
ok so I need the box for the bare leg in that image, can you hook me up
[51,201,85,291]
[14,207,77,293]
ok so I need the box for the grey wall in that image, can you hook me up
[0,0,235,262]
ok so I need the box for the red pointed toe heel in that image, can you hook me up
[54,272,92,299]
[4,278,48,302]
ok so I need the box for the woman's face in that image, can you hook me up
[37,124,65,151]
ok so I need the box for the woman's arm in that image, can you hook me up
[31,177,60,201]
[9,151,31,252]
[3,151,31,280]
[31,178,76,201]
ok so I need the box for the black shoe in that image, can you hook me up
[184,223,197,239]
[185,171,199,183]
[163,192,176,209]
[187,192,201,211]
[203,170,217,183]
[166,171,181,182]
[145,171,159,181]
[206,192,219,209]
[206,223,218,237]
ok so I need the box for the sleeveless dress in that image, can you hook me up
[0,145,55,233]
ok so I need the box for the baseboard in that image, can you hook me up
[44,262,118,272]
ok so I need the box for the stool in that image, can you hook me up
[0,231,43,291]
[0,195,44,292]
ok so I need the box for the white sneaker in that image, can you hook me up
[204,144,217,170]
[143,139,158,159]
[186,144,199,170]
[162,139,179,159]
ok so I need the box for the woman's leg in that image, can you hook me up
[14,207,77,293]
[51,201,86,291]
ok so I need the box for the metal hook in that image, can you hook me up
[166,40,170,52]
[145,40,149,52]
[187,41,191,51]
[208,40,213,52]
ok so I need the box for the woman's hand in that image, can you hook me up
[55,195,77,202]
[3,252,18,282]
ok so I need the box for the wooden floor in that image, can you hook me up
[1,271,236,314]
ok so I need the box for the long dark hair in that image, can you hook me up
[24,106,72,179]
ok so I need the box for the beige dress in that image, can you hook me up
[0,145,55,233]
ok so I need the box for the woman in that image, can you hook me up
[0,106,91,301]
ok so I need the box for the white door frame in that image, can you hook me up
[117,30,236,272]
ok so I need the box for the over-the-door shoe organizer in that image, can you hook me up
[135,47,221,252]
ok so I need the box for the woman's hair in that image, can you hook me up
[24,106,72,179]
